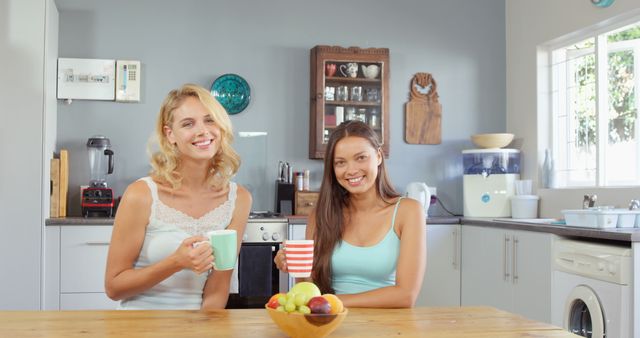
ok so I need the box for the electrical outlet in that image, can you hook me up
[428,187,437,205]
[428,187,437,197]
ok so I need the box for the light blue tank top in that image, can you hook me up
[331,198,402,294]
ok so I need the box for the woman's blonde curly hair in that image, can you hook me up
[149,84,240,189]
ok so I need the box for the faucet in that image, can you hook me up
[630,199,640,210]
[583,194,597,209]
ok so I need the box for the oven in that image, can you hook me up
[225,213,289,309]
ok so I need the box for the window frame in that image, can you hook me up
[544,18,640,189]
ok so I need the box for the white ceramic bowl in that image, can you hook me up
[471,133,514,148]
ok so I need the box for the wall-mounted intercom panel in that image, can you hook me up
[57,58,115,100]
[115,60,141,102]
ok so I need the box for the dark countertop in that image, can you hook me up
[463,217,640,243]
[46,217,115,225]
[287,215,460,225]
[47,216,461,226]
[46,216,640,242]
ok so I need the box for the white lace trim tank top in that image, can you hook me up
[118,177,237,310]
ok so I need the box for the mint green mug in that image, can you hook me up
[207,229,237,271]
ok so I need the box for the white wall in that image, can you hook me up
[0,0,58,309]
[506,0,640,217]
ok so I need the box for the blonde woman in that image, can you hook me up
[105,84,251,309]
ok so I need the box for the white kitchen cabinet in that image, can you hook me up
[416,224,460,307]
[45,225,118,310]
[288,222,307,241]
[460,225,551,323]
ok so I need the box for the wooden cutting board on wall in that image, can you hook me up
[50,158,60,218]
[405,73,442,144]
[59,149,69,217]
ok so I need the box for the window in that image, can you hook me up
[549,22,640,187]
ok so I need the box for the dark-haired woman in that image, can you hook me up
[275,120,426,308]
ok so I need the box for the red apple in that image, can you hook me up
[266,293,285,309]
[307,296,331,314]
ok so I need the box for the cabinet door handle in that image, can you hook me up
[85,241,110,246]
[304,202,314,207]
[512,236,519,284]
[452,228,458,269]
[503,235,510,281]
[559,257,574,264]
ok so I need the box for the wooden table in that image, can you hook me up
[0,306,578,337]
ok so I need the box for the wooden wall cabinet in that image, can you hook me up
[309,45,390,159]
[294,191,319,216]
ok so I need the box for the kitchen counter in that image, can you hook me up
[0,307,577,337]
[46,217,115,225]
[287,215,460,225]
[464,217,640,242]
[46,216,462,226]
[46,216,640,242]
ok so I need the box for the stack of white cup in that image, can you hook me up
[511,180,539,219]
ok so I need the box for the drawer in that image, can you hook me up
[60,293,118,310]
[60,226,112,293]
[295,191,319,216]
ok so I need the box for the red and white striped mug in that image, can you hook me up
[284,240,314,278]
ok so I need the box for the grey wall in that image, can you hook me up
[55,0,506,216]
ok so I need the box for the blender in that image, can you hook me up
[82,136,115,217]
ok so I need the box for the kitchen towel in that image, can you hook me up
[229,263,239,294]
[238,244,273,297]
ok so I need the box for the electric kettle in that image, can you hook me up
[405,182,432,217]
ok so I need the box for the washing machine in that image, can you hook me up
[552,238,632,338]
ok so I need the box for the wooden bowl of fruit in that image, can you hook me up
[265,282,348,338]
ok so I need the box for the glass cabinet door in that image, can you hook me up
[322,61,383,143]
[309,46,389,159]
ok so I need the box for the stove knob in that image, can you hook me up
[262,232,270,241]
[272,233,280,241]
[242,233,248,242]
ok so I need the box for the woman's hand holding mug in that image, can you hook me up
[173,236,214,275]
[274,248,288,273]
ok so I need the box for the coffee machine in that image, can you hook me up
[82,136,115,217]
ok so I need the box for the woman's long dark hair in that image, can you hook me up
[311,120,399,294]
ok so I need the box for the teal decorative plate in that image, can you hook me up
[211,74,251,114]
[591,0,614,7]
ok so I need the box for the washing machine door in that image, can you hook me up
[564,285,605,338]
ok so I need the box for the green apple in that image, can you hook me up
[290,282,321,304]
